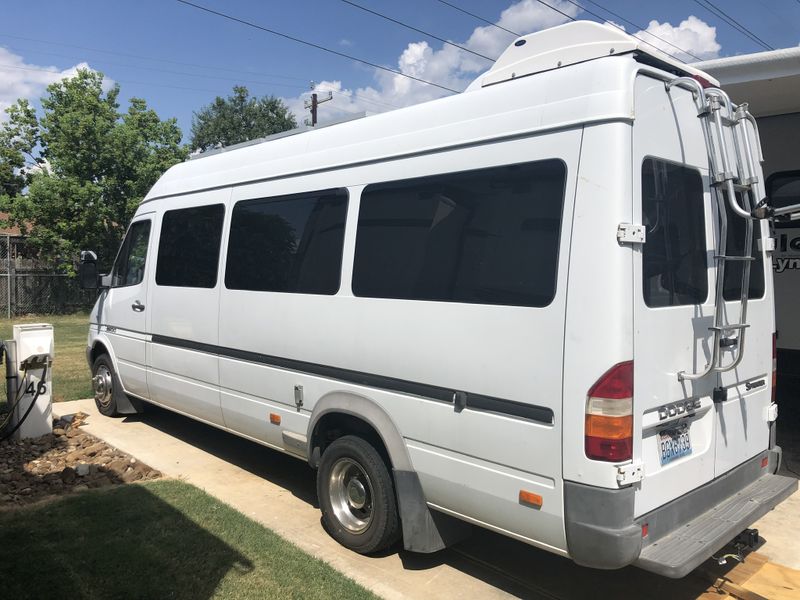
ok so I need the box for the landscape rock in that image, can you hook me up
[0,416,162,507]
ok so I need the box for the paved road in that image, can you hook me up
[55,399,799,599]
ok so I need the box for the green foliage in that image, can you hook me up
[0,69,188,272]
[0,99,38,197]
[191,85,296,152]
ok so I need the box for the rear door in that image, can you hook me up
[632,75,718,516]
[713,115,773,476]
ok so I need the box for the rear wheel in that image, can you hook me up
[317,435,400,554]
[91,354,123,417]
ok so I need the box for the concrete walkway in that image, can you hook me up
[54,399,800,599]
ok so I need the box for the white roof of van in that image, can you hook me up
[144,21,718,203]
[694,47,800,117]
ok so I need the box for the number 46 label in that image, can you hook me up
[25,381,47,395]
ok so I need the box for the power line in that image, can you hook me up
[0,62,234,95]
[174,0,460,94]
[340,0,493,61]
[0,40,400,115]
[693,0,774,50]
[0,31,307,83]
[0,43,311,92]
[571,0,704,61]
[528,0,692,64]
[434,0,519,37]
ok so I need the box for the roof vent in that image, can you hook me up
[479,20,718,88]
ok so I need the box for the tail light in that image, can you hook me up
[772,332,777,404]
[585,361,633,462]
[691,73,714,89]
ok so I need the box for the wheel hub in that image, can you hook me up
[93,365,113,408]
[329,458,374,533]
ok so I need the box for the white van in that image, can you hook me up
[80,22,797,578]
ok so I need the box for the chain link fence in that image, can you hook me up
[0,235,96,317]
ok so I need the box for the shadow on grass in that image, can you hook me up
[0,482,253,599]
[128,404,778,600]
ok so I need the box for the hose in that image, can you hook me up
[0,347,49,442]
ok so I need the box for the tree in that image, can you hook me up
[190,85,296,152]
[0,69,188,272]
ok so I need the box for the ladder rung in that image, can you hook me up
[709,324,750,332]
[714,255,755,261]
[711,181,752,194]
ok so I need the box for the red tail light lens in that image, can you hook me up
[585,361,633,462]
[691,73,714,89]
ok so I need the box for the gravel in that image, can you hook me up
[0,412,162,507]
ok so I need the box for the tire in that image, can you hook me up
[91,354,124,417]
[317,435,401,554]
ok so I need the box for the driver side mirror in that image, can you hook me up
[79,251,104,290]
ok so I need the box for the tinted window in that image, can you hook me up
[156,204,224,288]
[225,189,348,294]
[767,171,800,211]
[722,194,765,300]
[767,171,800,231]
[352,160,567,308]
[642,159,708,307]
[112,220,151,288]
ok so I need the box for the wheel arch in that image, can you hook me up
[88,333,142,415]
[307,390,471,553]
[307,391,413,471]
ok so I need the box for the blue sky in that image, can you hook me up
[1,0,799,141]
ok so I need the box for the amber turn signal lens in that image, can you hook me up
[519,490,543,508]
[585,414,633,439]
[269,413,281,425]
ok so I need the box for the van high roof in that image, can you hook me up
[144,21,718,204]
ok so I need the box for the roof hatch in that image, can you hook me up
[478,21,719,88]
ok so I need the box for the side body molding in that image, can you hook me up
[308,392,470,552]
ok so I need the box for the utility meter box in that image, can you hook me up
[4,323,54,440]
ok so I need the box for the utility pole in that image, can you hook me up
[304,81,333,126]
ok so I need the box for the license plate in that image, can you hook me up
[659,424,692,465]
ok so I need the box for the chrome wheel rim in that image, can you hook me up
[93,365,113,408]
[329,458,374,534]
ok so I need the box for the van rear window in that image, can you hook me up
[352,160,566,308]
[721,194,765,301]
[225,189,348,295]
[156,204,225,288]
[642,159,708,308]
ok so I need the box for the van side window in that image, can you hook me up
[352,160,566,308]
[722,195,764,300]
[225,189,348,294]
[156,204,225,288]
[642,159,708,308]
[112,220,151,288]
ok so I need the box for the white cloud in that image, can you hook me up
[0,47,113,121]
[284,0,580,123]
[284,5,722,124]
[635,16,721,62]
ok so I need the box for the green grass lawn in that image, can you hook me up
[1,312,91,402]
[0,480,376,600]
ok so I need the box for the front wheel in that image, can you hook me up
[316,435,400,554]
[91,354,124,417]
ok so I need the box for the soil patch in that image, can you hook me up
[0,412,161,507]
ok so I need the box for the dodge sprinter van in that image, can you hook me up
[81,22,797,577]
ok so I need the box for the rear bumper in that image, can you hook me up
[565,448,797,577]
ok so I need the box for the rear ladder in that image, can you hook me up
[666,78,772,381]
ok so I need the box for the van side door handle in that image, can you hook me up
[131,300,145,312]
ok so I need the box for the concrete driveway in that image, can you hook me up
[55,398,799,600]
